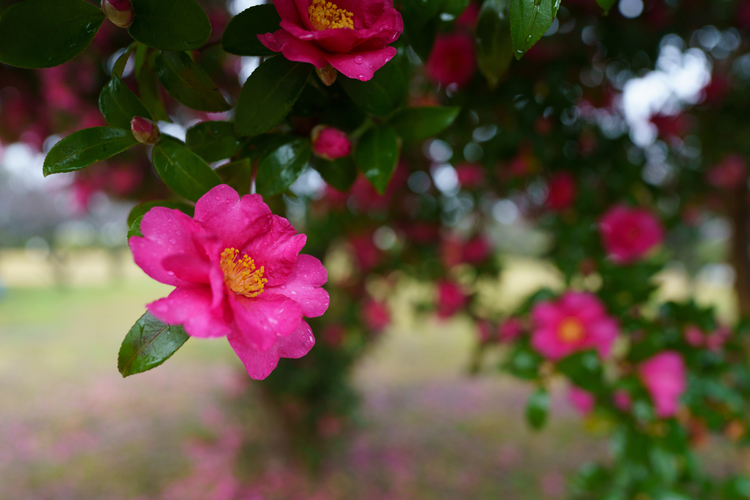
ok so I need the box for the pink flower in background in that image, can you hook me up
[477,320,495,343]
[685,324,731,352]
[546,172,576,211]
[258,0,403,81]
[463,237,491,264]
[363,299,390,332]
[455,1,480,27]
[639,351,687,418]
[455,163,486,189]
[568,386,595,415]
[312,125,352,160]
[684,325,705,347]
[350,233,382,271]
[707,154,747,190]
[436,280,468,318]
[425,33,476,89]
[599,204,664,264]
[499,317,524,342]
[129,185,329,380]
[530,292,618,361]
[612,390,632,412]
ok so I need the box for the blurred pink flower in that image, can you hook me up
[363,299,390,332]
[599,204,664,264]
[612,389,632,412]
[477,320,494,343]
[425,33,476,89]
[707,154,747,190]
[499,317,524,342]
[129,185,329,379]
[568,386,595,415]
[312,125,352,160]
[530,292,618,361]
[350,233,382,271]
[546,171,576,211]
[258,0,404,81]
[455,163,486,189]
[639,351,687,419]
[436,280,468,318]
[455,1,480,27]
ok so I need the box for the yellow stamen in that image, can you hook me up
[558,317,585,344]
[308,0,354,31]
[220,248,268,298]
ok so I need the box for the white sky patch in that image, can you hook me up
[228,0,266,15]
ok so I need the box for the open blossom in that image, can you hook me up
[530,292,618,361]
[568,386,595,415]
[639,351,687,418]
[258,0,403,81]
[129,185,329,380]
[425,33,476,89]
[599,204,664,264]
[436,280,468,318]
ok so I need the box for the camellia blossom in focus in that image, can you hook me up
[530,292,618,361]
[425,33,476,89]
[129,185,329,380]
[258,0,404,81]
[639,351,687,418]
[599,204,664,264]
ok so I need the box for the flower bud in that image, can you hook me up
[311,125,351,161]
[315,64,338,86]
[102,0,134,28]
[131,117,160,145]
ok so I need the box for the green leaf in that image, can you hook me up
[136,48,171,122]
[222,4,281,56]
[339,56,408,116]
[155,51,231,112]
[43,127,137,176]
[504,343,543,379]
[389,106,460,142]
[256,137,311,197]
[355,126,399,194]
[128,215,145,238]
[509,0,559,59]
[557,351,605,393]
[128,0,211,52]
[235,57,312,137]
[315,156,357,192]
[476,0,514,88]
[112,43,137,79]
[442,0,471,17]
[186,121,243,162]
[127,200,195,227]
[596,0,618,13]
[0,0,104,68]
[99,76,153,130]
[152,137,222,202]
[216,158,252,195]
[526,387,549,430]
[118,311,189,377]
[400,0,439,61]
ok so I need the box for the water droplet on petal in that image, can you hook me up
[169,238,176,244]
[358,74,366,81]
[215,196,221,201]
[369,64,373,69]
[354,55,364,64]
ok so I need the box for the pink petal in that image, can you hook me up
[258,30,330,68]
[228,293,303,351]
[147,287,232,338]
[272,0,304,27]
[242,215,307,287]
[531,302,562,328]
[129,207,206,287]
[324,46,396,81]
[531,327,573,361]
[264,254,330,317]
[228,320,315,380]
[162,254,210,283]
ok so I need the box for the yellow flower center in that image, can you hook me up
[308,0,354,31]
[558,317,585,344]
[220,248,268,298]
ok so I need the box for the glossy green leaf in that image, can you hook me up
[217,158,252,195]
[235,57,312,137]
[504,343,543,380]
[355,126,399,195]
[127,200,195,227]
[128,215,145,238]
[43,128,137,176]
[0,0,104,68]
[256,138,312,197]
[442,0,471,17]
[99,76,153,130]
[339,56,408,116]
[152,137,222,202]
[476,0,514,88]
[315,156,357,192]
[509,0,559,59]
[112,43,137,79]
[155,51,231,112]
[557,351,605,394]
[390,106,460,142]
[128,0,211,52]
[596,0,618,13]
[136,48,171,122]
[186,121,243,162]
[399,0,439,61]
[525,387,549,430]
[118,311,189,377]
[222,4,281,56]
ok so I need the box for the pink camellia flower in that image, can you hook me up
[463,236,491,264]
[599,204,665,264]
[499,317,524,342]
[129,184,329,380]
[568,386,595,416]
[684,324,705,347]
[311,125,352,160]
[436,280,468,318]
[707,154,747,190]
[530,292,618,361]
[477,321,494,343]
[258,0,403,81]
[612,390,632,412]
[425,33,476,89]
[455,163,486,189]
[638,351,687,419]
[546,172,576,211]
[363,299,390,332]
